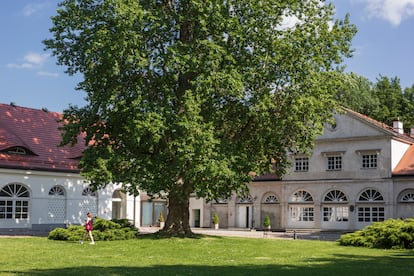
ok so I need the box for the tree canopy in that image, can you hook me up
[44,0,356,235]
[335,73,414,132]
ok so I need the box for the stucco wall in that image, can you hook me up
[0,168,116,229]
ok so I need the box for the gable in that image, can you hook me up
[318,108,412,142]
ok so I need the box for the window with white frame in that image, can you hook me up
[294,157,309,172]
[213,198,228,204]
[0,183,30,220]
[263,194,279,204]
[290,206,314,222]
[357,206,384,222]
[238,195,253,204]
[357,189,385,222]
[399,190,414,202]
[362,154,377,168]
[327,156,342,170]
[48,186,66,223]
[289,190,314,222]
[322,152,344,171]
[322,190,349,222]
[357,150,379,169]
[81,187,97,217]
[323,206,349,222]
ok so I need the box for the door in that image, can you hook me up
[237,205,253,228]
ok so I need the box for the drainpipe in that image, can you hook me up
[133,195,136,226]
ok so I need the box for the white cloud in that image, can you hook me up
[22,2,50,16]
[360,0,414,26]
[7,52,58,77]
[7,63,33,69]
[7,52,49,69]
[37,71,59,77]
[24,52,49,65]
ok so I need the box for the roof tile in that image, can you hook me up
[0,103,85,172]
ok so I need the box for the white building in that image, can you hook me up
[1,103,414,234]
[0,103,141,233]
[200,108,414,231]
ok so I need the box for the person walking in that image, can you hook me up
[81,212,95,245]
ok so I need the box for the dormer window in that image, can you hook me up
[1,146,35,156]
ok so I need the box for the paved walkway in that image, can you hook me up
[139,227,344,241]
[0,227,344,241]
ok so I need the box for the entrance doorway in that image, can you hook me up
[112,190,127,219]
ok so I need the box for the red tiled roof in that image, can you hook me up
[0,103,85,173]
[342,107,414,176]
[393,145,414,176]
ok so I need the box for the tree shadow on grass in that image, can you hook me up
[5,252,414,276]
[138,232,222,240]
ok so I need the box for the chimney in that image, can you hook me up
[410,128,414,138]
[393,118,404,134]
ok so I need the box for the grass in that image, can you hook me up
[0,234,413,275]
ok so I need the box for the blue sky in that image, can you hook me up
[1,0,414,112]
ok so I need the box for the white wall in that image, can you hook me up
[0,168,116,229]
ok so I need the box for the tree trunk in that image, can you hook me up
[163,185,192,236]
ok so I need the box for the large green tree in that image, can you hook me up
[44,0,356,235]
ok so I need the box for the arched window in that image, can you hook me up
[357,189,385,222]
[289,190,314,222]
[358,189,384,201]
[399,190,414,202]
[322,190,349,222]
[0,183,30,219]
[81,187,97,218]
[263,194,279,204]
[82,187,97,197]
[48,186,66,223]
[289,190,313,202]
[324,190,348,202]
[49,186,65,196]
[213,198,228,204]
[238,195,253,204]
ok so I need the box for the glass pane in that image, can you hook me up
[141,202,153,226]
[154,202,165,224]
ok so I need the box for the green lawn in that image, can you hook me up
[0,235,413,275]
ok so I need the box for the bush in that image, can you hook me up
[338,218,414,249]
[48,218,139,241]
[263,215,271,228]
[212,213,219,224]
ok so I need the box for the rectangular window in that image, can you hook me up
[362,154,377,168]
[327,156,342,170]
[323,206,349,222]
[295,157,309,172]
[357,207,384,222]
[0,200,13,219]
[15,200,29,219]
[289,206,314,222]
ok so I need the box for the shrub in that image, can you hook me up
[338,218,414,249]
[48,218,139,241]
[212,213,219,224]
[263,215,271,228]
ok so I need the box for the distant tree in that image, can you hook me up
[371,75,404,125]
[44,0,356,236]
[334,72,380,115]
[401,85,414,130]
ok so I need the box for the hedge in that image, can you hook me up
[338,218,414,249]
[48,217,139,241]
